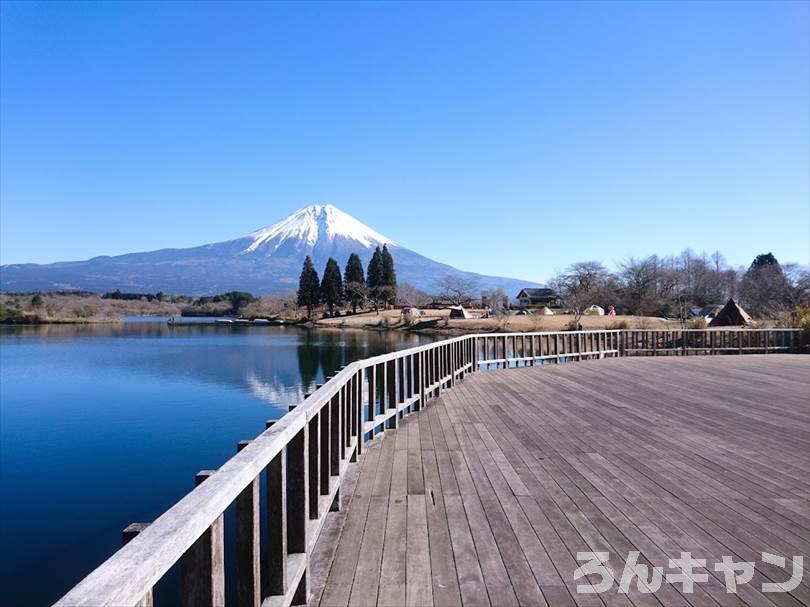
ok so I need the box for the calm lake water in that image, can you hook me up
[0,320,431,606]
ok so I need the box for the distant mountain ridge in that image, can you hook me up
[0,204,539,296]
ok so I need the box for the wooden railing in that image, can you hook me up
[475,330,621,369]
[54,328,805,607]
[621,328,803,356]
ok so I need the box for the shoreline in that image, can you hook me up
[2,310,782,336]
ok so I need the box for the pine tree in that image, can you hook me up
[320,258,344,317]
[381,244,397,306]
[749,253,780,270]
[344,253,366,314]
[367,246,384,313]
[297,256,320,319]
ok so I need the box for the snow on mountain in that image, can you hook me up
[244,204,392,254]
[0,204,539,295]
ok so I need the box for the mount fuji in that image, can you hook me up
[0,204,537,296]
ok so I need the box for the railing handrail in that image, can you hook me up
[54,328,805,607]
[626,327,800,332]
[54,333,477,606]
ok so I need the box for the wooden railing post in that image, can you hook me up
[287,427,308,604]
[122,524,153,607]
[432,346,438,391]
[412,353,421,411]
[235,440,260,607]
[287,435,308,547]
[367,364,376,438]
[180,470,225,607]
[353,372,361,453]
[330,393,340,477]
[308,415,320,518]
[433,345,441,392]
[320,407,330,496]
[386,359,398,427]
[329,392,341,512]
[341,383,349,459]
[265,423,287,597]
[398,356,407,409]
[419,351,427,406]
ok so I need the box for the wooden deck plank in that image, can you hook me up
[421,445,463,606]
[378,497,407,606]
[405,495,433,606]
[347,434,397,607]
[313,355,810,607]
[317,439,382,606]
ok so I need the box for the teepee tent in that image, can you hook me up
[709,298,752,327]
[539,306,555,316]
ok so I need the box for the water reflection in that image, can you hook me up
[0,321,430,606]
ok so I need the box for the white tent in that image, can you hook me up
[584,305,605,316]
[539,306,554,316]
[448,306,471,319]
[402,307,423,320]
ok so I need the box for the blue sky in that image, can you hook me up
[1,1,808,283]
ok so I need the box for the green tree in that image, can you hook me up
[297,256,321,319]
[31,294,45,308]
[740,253,790,318]
[367,246,384,313]
[344,253,366,314]
[750,253,780,269]
[320,257,344,317]
[381,244,397,306]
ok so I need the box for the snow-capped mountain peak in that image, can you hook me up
[243,204,393,254]
[1,202,539,295]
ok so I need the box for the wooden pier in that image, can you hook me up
[312,356,810,607]
[54,329,808,607]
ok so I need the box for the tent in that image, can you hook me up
[584,305,605,316]
[539,306,555,316]
[709,298,753,327]
[402,307,423,320]
[448,306,471,319]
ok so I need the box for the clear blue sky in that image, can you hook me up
[1,1,808,283]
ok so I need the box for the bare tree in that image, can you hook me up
[617,256,662,315]
[550,261,611,323]
[481,287,508,315]
[781,264,810,326]
[436,275,479,306]
[396,283,432,308]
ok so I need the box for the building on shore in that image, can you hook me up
[515,287,560,309]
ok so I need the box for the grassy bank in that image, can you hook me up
[0,292,300,324]
[311,308,695,336]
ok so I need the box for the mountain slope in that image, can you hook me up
[0,205,538,296]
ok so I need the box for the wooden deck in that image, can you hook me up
[311,355,810,607]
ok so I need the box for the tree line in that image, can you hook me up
[548,250,809,322]
[297,245,397,318]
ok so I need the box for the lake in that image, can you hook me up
[0,320,432,606]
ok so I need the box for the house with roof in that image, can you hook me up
[515,287,560,309]
[691,304,724,321]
